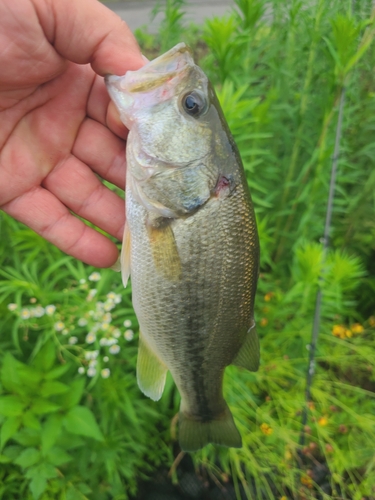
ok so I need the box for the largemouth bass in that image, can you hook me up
[105,43,260,452]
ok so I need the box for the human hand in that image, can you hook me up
[0,0,144,267]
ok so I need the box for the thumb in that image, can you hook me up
[33,0,144,75]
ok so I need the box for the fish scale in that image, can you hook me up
[106,43,260,451]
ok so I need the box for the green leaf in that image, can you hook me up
[0,454,11,463]
[0,416,22,449]
[0,395,27,417]
[25,463,57,480]
[41,414,63,453]
[63,406,103,441]
[39,381,69,398]
[1,353,20,392]
[31,399,61,415]
[57,378,85,409]
[22,411,41,430]
[45,446,72,466]
[2,444,23,460]
[32,341,56,372]
[1,354,43,396]
[14,447,41,468]
[13,428,40,447]
[44,363,70,380]
[29,476,47,500]
[66,484,89,500]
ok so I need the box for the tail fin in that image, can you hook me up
[178,404,242,452]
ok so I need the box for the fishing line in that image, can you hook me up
[299,85,346,447]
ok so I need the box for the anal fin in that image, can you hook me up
[232,324,260,372]
[137,333,167,401]
[146,218,181,281]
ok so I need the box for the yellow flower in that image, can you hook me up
[260,317,268,327]
[284,450,292,461]
[318,416,328,426]
[332,324,345,337]
[260,423,273,435]
[301,475,313,488]
[264,292,273,302]
[345,329,352,338]
[351,323,364,335]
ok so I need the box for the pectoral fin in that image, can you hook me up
[121,224,131,287]
[232,324,260,372]
[146,218,181,281]
[137,333,167,401]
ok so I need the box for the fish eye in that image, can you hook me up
[182,91,207,117]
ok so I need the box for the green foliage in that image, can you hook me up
[1,0,375,498]
[0,216,172,499]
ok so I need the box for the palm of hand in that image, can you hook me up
[0,0,143,267]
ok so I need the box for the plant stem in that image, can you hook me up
[299,86,346,445]
[273,0,325,263]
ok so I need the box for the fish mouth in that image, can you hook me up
[106,43,194,95]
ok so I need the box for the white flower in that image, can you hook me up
[109,345,120,355]
[104,302,114,312]
[20,308,30,319]
[33,306,45,318]
[54,321,65,332]
[84,350,99,360]
[30,297,37,304]
[91,323,100,333]
[107,338,117,346]
[114,294,122,305]
[123,319,132,328]
[85,332,96,344]
[7,303,17,311]
[124,329,134,341]
[78,318,88,327]
[62,329,69,336]
[99,338,109,346]
[101,322,110,331]
[45,305,56,316]
[113,329,121,339]
[103,313,112,323]
[106,292,116,301]
[101,368,110,379]
[69,336,78,345]
[79,278,86,284]
[78,367,85,374]
[89,359,97,367]
[87,367,97,377]
[87,289,97,301]
[96,301,104,311]
[103,356,109,362]
[88,272,101,282]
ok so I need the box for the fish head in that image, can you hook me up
[106,43,237,216]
